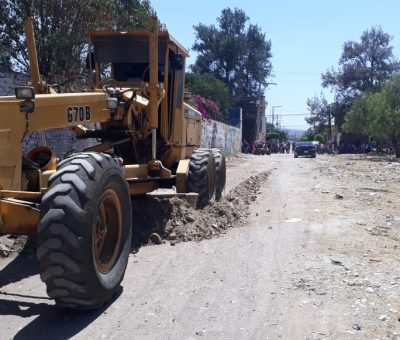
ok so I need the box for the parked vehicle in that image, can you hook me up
[294,141,317,158]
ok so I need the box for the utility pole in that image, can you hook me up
[272,105,282,130]
[328,111,332,151]
[264,83,277,137]
[253,83,277,140]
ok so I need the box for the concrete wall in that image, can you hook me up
[201,119,242,155]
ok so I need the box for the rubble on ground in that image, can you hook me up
[132,171,271,247]
[0,235,29,258]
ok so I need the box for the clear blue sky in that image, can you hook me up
[150,0,400,131]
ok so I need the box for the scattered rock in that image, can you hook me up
[330,259,344,266]
[0,236,15,248]
[0,244,10,257]
[149,233,162,245]
[352,323,361,331]
[168,232,177,240]
[334,194,344,199]
[186,215,195,223]
[131,171,271,246]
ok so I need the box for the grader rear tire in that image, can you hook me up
[212,148,226,200]
[37,152,132,309]
[188,148,216,208]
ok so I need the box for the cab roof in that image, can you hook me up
[88,30,189,58]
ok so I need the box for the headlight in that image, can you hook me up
[15,86,35,100]
[106,97,118,109]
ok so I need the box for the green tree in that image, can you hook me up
[344,76,400,157]
[0,43,12,71]
[267,130,287,142]
[0,0,153,81]
[191,7,272,141]
[343,94,375,136]
[185,73,230,113]
[322,26,399,97]
[313,133,326,143]
[321,26,400,128]
[277,129,288,142]
[112,0,152,30]
[305,94,330,132]
[191,7,272,101]
[299,131,325,142]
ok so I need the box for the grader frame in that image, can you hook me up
[0,16,226,309]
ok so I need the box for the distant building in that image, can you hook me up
[241,95,266,143]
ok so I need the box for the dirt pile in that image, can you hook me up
[0,169,271,257]
[131,170,271,247]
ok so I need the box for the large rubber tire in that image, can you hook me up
[212,148,226,200]
[37,152,132,309]
[188,148,216,208]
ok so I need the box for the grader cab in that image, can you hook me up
[0,17,226,309]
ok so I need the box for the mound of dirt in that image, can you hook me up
[0,170,271,258]
[131,170,270,247]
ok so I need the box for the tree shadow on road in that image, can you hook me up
[1,287,122,340]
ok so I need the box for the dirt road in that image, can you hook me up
[1,153,399,339]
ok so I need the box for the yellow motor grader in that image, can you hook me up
[0,17,226,309]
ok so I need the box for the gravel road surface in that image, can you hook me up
[0,153,399,339]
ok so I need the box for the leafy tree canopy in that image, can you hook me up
[321,26,400,129]
[185,73,230,113]
[300,132,326,143]
[191,7,273,104]
[344,76,400,157]
[313,133,326,143]
[0,0,153,81]
[322,26,400,97]
[266,132,280,140]
[267,130,287,142]
[305,94,330,132]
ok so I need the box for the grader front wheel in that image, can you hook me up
[37,152,132,309]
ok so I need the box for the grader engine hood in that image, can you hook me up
[0,92,111,191]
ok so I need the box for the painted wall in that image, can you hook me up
[201,118,242,155]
